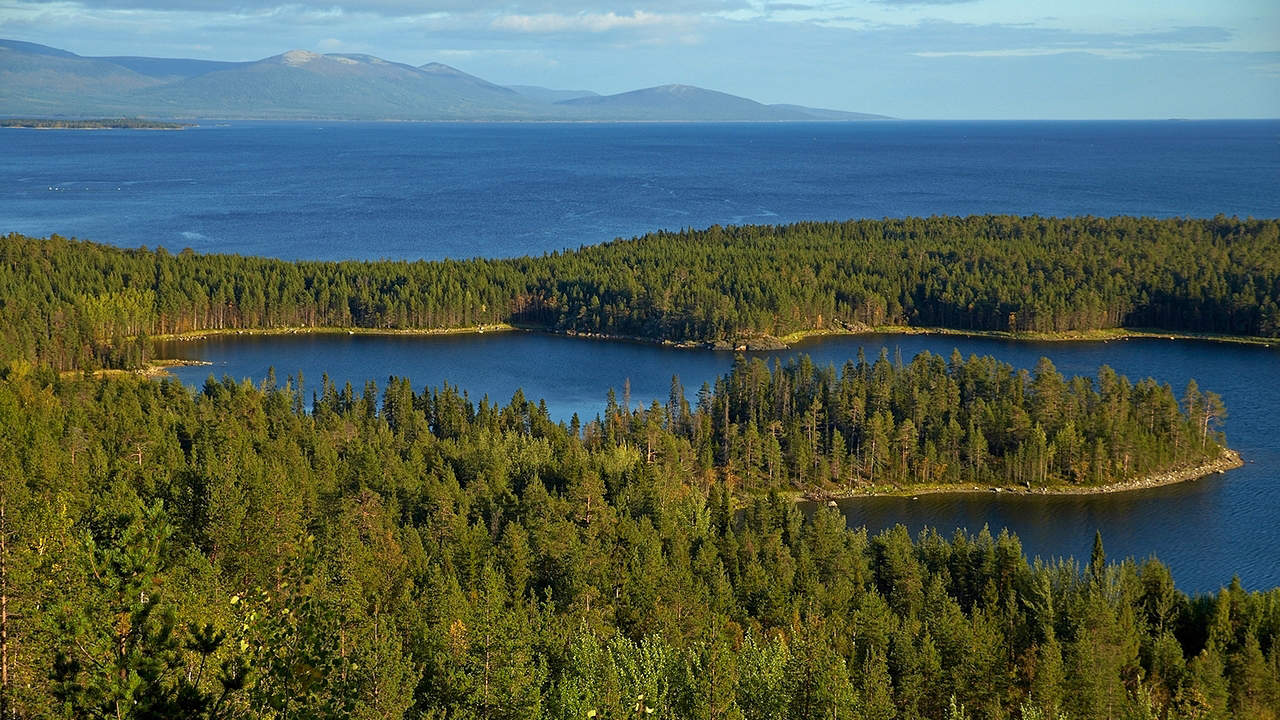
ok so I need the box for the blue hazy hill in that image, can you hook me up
[0,38,888,121]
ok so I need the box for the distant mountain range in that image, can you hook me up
[0,38,890,122]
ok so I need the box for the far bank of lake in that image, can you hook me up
[153,329,1280,593]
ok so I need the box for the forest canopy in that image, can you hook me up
[0,369,1273,719]
[1,214,1276,717]
[3,214,1278,371]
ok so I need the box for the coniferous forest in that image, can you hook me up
[1,215,1277,719]
[3,215,1279,372]
[0,368,1275,719]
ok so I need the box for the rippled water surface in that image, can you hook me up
[4,120,1278,260]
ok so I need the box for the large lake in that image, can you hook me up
[156,331,1280,594]
[4,120,1278,260]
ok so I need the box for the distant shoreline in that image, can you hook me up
[2,118,192,130]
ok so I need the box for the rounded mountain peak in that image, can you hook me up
[279,49,320,66]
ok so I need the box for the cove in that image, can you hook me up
[155,331,1280,593]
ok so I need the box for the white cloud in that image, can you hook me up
[1250,62,1280,77]
[434,47,561,68]
[10,0,746,17]
[489,11,683,34]
[914,48,1143,59]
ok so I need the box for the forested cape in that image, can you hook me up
[0,119,189,129]
[1,358,1272,719]
[612,350,1227,493]
[3,214,1279,371]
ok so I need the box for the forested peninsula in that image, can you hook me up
[0,118,190,130]
[3,215,1278,372]
[1,367,1275,719]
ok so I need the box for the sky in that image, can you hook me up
[2,0,1278,118]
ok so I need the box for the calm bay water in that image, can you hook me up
[156,331,1280,594]
[4,120,1279,260]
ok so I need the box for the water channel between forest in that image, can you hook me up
[155,331,1280,594]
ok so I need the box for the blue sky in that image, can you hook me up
[3,0,1277,118]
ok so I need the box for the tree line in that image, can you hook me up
[3,214,1278,371]
[1,363,1272,719]
[620,350,1226,494]
[0,118,190,129]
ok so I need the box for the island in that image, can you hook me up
[1,117,191,129]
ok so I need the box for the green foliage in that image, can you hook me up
[0,372,1274,719]
[232,537,356,720]
[48,497,245,719]
[653,350,1223,492]
[5,215,1280,370]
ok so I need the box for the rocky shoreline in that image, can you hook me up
[801,448,1244,503]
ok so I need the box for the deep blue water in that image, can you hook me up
[156,331,1280,594]
[4,120,1278,260]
